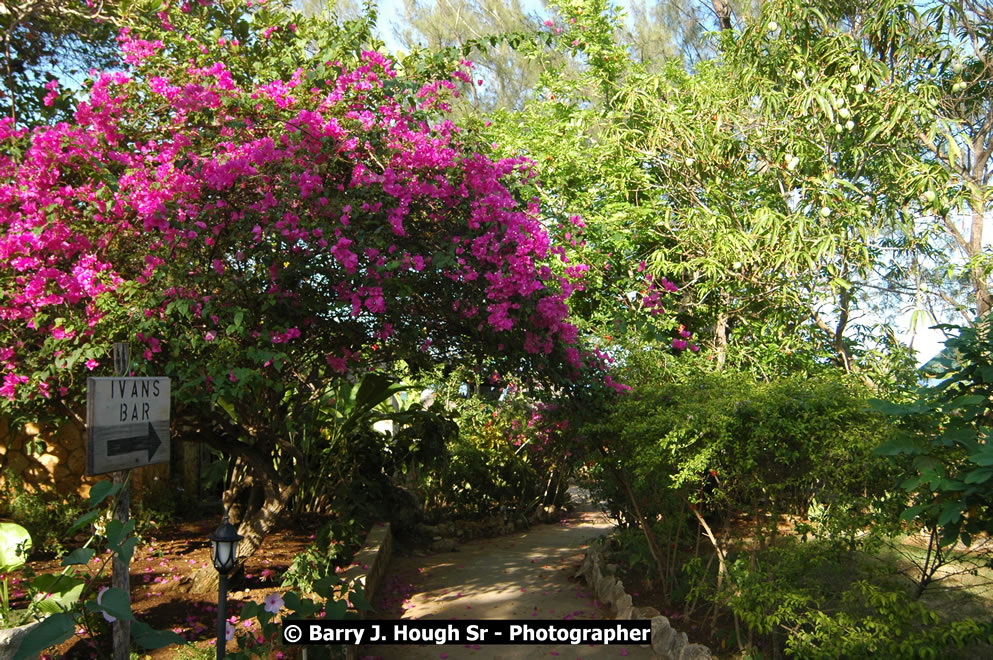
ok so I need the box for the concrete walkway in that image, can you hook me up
[361,490,653,660]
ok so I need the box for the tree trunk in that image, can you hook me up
[187,476,298,593]
[971,203,991,317]
[189,457,302,593]
[601,449,669,588]
[715,311,728,370]
[712,0,733,31]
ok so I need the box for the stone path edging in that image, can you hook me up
[339,522,393,615]
[573,543,713,660]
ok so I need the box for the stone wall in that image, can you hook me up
[0,415,168,499]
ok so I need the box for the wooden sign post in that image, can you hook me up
[85,343,171,660]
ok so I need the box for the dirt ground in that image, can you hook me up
[12,515,319,659]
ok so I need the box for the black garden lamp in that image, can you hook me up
[209,514,242,659]
[210,515,242,574]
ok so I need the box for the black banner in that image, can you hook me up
[281,619,651,646]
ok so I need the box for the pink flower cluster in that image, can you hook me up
[0,9,672,403]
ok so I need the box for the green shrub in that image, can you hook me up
[726,539,990,658]
[434,437,540,519]
[0,470,87,557]
[585,369,899,536]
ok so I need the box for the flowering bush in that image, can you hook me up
[0,0,626,560]
[0,6,593,411]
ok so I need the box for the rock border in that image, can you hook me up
[339,521,393,616]
[341,522,393,660]
[573,543,713,660]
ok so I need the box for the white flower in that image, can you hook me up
[226,621,235,641]
[263,593,285,614]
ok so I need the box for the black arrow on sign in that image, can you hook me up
[107,423,161,462]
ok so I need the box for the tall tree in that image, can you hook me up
[482,0,948,384]
[395,0,551,111]
[918,0,993,318]
[0,0,122,126]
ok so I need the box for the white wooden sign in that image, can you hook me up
[86,377,170,475]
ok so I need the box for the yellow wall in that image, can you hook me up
[0,416,168,499]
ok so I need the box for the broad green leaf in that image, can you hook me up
[88,480,120,508]
[900,504,927,522]
[65,510,100,537]
[131,620,186,649]
[0,522,32,573]
[32,574,85,614]
[970,447,993,466]
[11,612,75,660]
[948,394,986,409]
[324,598,348,620]
[114,537,138,565]
[61,548,95,566]
[937,503,962,527]
[86,587,134,622]
[963,467,993,485]
[348,585,372,612]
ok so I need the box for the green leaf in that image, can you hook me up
[86,587,134,622]
[114,537,138,565]
[900,504,926,523]
[66,510,100,537]
[937,503,962,527]
[12,612,75,660]
[240,601,260,620]
[875,435,918,456]
[104,519,135,550]
[61,548,95,566]
[88,480,120,507]
[324,598,348,620]
[948,394,985,409]
[131,620,186,649]
[963,467,993,485]
[0,522,32,573]
[283,591,304,612]
[970,446,993,466]
[348,585,372,612]
[32,574,85,614]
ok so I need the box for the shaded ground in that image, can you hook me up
[363,489,652,660]
[11,491,652,659]
[13,515,319,659]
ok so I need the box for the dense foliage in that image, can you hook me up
[4,0,993,657]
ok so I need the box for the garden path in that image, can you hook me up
[361,488,652,660]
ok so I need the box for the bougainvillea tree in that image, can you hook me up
[0,1,622,577]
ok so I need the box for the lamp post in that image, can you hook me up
[210,514,243,660]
